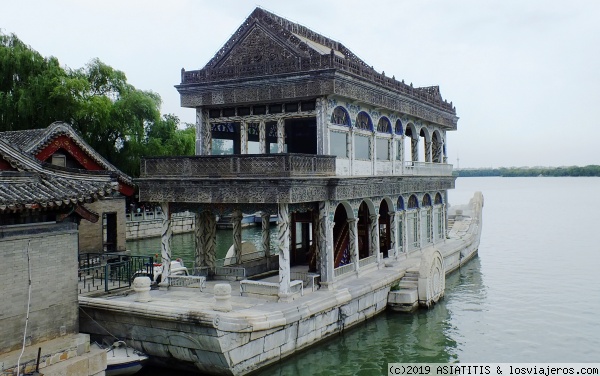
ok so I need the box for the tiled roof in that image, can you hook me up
[0,122,133,187]
[0,139,118,213]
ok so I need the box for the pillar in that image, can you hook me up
[411,135,419,162]
[315,97,328,155]
[369,214,379,257]
[195,108,211,155]
[425,140,432,163]
[159,202,172,288]
[194,212,204,269]
[259,120,266,154]
[389,211,397,257]
[318,201,334,288]
[232,210,243,264]
[240,121,248,154]
[277,118,285,153]
[202,211,217,269]
[277,203,292,302]
[348,218,359,272]
[261,212,271,269]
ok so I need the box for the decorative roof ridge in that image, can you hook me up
[254,7,371,69]
[0,138,46,172]
[16,121,133,186]
[203,7,372,71]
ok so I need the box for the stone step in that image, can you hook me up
[388,288,418,305]
[398,281,418,289]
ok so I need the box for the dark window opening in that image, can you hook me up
[209,109,221,118]
[285,103,298,113]
[253,106,266,115]
[301,100,316,111]
[238,107,251,116]
[284,118,317,154]
[222,108,236,117]
[103,212,118,252]
[269,104,282,114]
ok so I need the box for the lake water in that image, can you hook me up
[133,177,600,375]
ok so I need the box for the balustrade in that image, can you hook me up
[334,262,355,278]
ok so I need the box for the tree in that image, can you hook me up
[0,32,195,177]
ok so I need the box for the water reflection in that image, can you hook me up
[126,225,278,263]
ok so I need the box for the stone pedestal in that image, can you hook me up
[133,277,152,302]
[213,284,232,312]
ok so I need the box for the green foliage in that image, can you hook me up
[0,32,195,177]
[456,166,600,177]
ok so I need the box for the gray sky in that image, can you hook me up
[3,0,599,168]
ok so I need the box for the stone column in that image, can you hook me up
[203,211,217,269]
[371,134,376,175]
[194,212,204,269]
[259,120,266,154]
[315,97,328,155]
[240,121,248,154]
[389,211,397,257]
[277,203,292,302]
[411,135,419,162]
[370,214,379,257]
[261,212,271,269]
[277,118,285,153]
[348,218,359,272]
[425,140,432,163]
[195,107,211,155]
[442,203,447,239]
[400,211,407,256]
[318,201,334,288]
[349,128,354,175]
[232,210,243,264]
[159,202,172,289]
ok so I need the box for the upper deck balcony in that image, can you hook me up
[139,154,452,179]
[140,154,337,178]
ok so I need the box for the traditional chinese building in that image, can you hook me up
[0,121,134,252]
[0,138,115,374]
[137,7,457,300]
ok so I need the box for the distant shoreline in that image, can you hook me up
[454,165,600,177]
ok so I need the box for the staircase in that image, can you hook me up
[387,270,420,312]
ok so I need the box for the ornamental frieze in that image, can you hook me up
[137,176,454,205]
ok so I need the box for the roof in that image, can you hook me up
[0,122,134,190]
[203,7,371,71]
[179,7,456,118]
[0,139,118,213]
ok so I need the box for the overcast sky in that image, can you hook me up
[3,0,599,168]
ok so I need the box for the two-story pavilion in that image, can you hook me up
[137,7,458,301]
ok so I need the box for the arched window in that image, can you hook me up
[331,106,351,126]
[397,196,405,210]
[394,119,403,135]
[377,117,391,133]
[408,195,419,209]
[355,111,372,131]
[422,194,432,207]
[434,193,443,205]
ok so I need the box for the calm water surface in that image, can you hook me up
[134,177,600,375]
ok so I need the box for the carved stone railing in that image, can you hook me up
[213,266,246,280]
[403,162,453,176]
[169,275,206,291]
[140,154,336,178]
[181,54,455,114]
[358,254,377,268]
[334,262,354,278]
[240,279,303,298]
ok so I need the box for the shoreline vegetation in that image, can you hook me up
[454,165,600,177]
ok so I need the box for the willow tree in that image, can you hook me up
[0,32,194,177]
